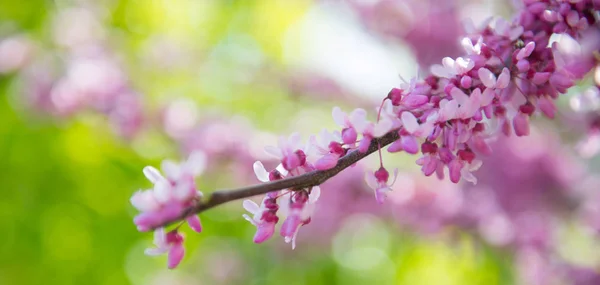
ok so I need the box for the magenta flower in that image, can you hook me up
[279,187,320,249]
[332,107,366,145]
[242,161,284,243]
[309,129,345,170]
[131,151,206,232]
[264,133,308,172]
[365,167,398,204]
[145,228,186,269]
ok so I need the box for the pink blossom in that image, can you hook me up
[430,56,475,78]
[365,167,398,204]
[309,129,345,170]
[332,107,366,145]
[145,228,186,269]
[264,133,308,172]
[279,187,320,249]
[131,151,206,232]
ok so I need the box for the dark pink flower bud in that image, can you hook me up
[388,88,403,105]
[374,167,389,183]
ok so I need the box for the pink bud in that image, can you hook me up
[460,76,472,89]
[374,167,389,183]
[186,215,202,233]
[513,113,530,137]
[448,159,463,183]
[388,88,403,105]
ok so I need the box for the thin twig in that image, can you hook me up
[153,130,400,229]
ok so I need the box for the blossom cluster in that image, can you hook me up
[131,152,206,268]
[130,0,600,269]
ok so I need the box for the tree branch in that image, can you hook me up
[156,130,400,229]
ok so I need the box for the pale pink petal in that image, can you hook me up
[309,186,321,203]
[332,106,346,126]
[516,42,535,60]
[131,190,160,212]
[373,118,393,137]
[143,166,163,184]
[253,161,270,182]
[264,145,283,158]
[461,167,478,185]
[243,214,257,226]
[364,171,378,190]
[469,159,483,171]
[167,242,185,269]
[401,112,419,134]
[242,200,260,214]
[186,215,202,233]
[430,64,453,78]
[349,110,369,133]
[439,100,459,121]
[161,160,181,181]
[375,186,390,204]
[455,57,474,73]
[478,68,497,88]
[153,179,172,203]
[288,132,302,149]
[185,151,206,175]
[496,68,511,89]
[145,247,169,256]
[153,228,167,247]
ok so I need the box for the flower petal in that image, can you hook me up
[186,215,202,233]
[167,242,185,269]
[332,106,346,126]
[401,112,419,134]
[143,166,163,184]
[478,68,497,89]
[253,161,270,182]
[242,199,260,214]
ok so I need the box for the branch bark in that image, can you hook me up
[157,130,400,229]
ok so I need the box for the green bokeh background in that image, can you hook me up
[0,0,526,284]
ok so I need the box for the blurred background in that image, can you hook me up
[1,0,600,284]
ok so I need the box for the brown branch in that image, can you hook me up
[155,130,400,229]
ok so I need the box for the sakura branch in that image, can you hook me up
[130,0,600,269]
